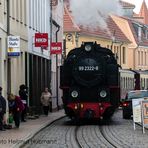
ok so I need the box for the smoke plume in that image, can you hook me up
[69,0,123,30]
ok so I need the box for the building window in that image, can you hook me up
[10,0,15,19]
[116,46,119,59]
[138,27,142,41]
[122,47,126,64]
[145,30,148,39]
[29,0,32,28]
[147,52,148,65]
[24,0,27,25]
[20,0,22,23]
[138,51,140,65]
[145,52,146,65]
[4,0,6,13]
[141,51,143,65]
[16,0,19,21]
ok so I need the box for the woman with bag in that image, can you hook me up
[8,94,25,128]
[40,87,52,116]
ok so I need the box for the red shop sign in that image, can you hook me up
[50,42,62,54]
[35,33,48,48]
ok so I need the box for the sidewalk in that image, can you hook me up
[0,110,65,148]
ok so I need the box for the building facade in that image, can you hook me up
[51,0,64,110]
[0,0,28,98]
[64,0,148,71]
[26,0,51,111]
[0,0,64,114]
[63,5,130,69]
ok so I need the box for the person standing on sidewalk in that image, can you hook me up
[0,87,6,131]
[40,87,52,116]
[8,94,24,128]
[19,84,28,122]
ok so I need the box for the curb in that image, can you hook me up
[13,115,66,148]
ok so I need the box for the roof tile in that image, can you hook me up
[64,6,80,32]
[63,5,130,43]
[119,0,135,8]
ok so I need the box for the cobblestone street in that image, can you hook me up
[22,109,148,148]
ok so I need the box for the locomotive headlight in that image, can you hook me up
[100,90,107,98]
[71,90,78,98]
[85,45,92,52]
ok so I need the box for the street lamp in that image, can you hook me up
[75,32,80,47]
[63,34,66,60]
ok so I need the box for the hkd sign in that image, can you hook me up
[35,33,48,48]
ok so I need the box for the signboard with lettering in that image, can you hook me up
[132,98,143,123]
[141,100,148,133]
[142,101,148,124]
[7,36,20,56]
[50,42,62,54]
[35,33,48,48]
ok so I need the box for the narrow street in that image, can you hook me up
[22,110,148,148]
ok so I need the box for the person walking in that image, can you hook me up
[19,84,28,122]
[40,87,52,116]
[8,94,24,128]
[0,87,6,131]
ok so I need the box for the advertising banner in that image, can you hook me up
[7,36,20,56]
[132,98,143,123]
[50,42,62,54]
[35,33,48,48]
[142,100,148,125]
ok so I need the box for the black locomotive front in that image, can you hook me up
[60,42,120,119]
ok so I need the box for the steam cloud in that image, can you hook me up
[69,0,123,30]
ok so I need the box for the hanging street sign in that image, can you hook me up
[50,42,62,54]
[7,36,20,56]
[35,33,48,48]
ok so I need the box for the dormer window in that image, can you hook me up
[145,30,148,39]
[138,26,142,41]
[142,26,148,40]
[133,23,143,42]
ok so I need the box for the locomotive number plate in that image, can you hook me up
[78,66,99,71]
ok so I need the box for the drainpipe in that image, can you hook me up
[7,0,11,94]
[52,19,60,110]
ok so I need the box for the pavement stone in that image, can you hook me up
[0,110,65,148]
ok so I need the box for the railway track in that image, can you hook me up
[22,110,148,148]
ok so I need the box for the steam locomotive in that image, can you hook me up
[60,42,120,119]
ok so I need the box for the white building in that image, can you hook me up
[26,0,51,109]
[0,0,28,97]
[51,0,64,110]
[0,0,64,113]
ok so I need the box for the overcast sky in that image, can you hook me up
[122,0,148,13]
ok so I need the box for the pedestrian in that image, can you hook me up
[19,84,28,122]
[8,94,24,128]
[40,87,52,116]
[0,87,6,131]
